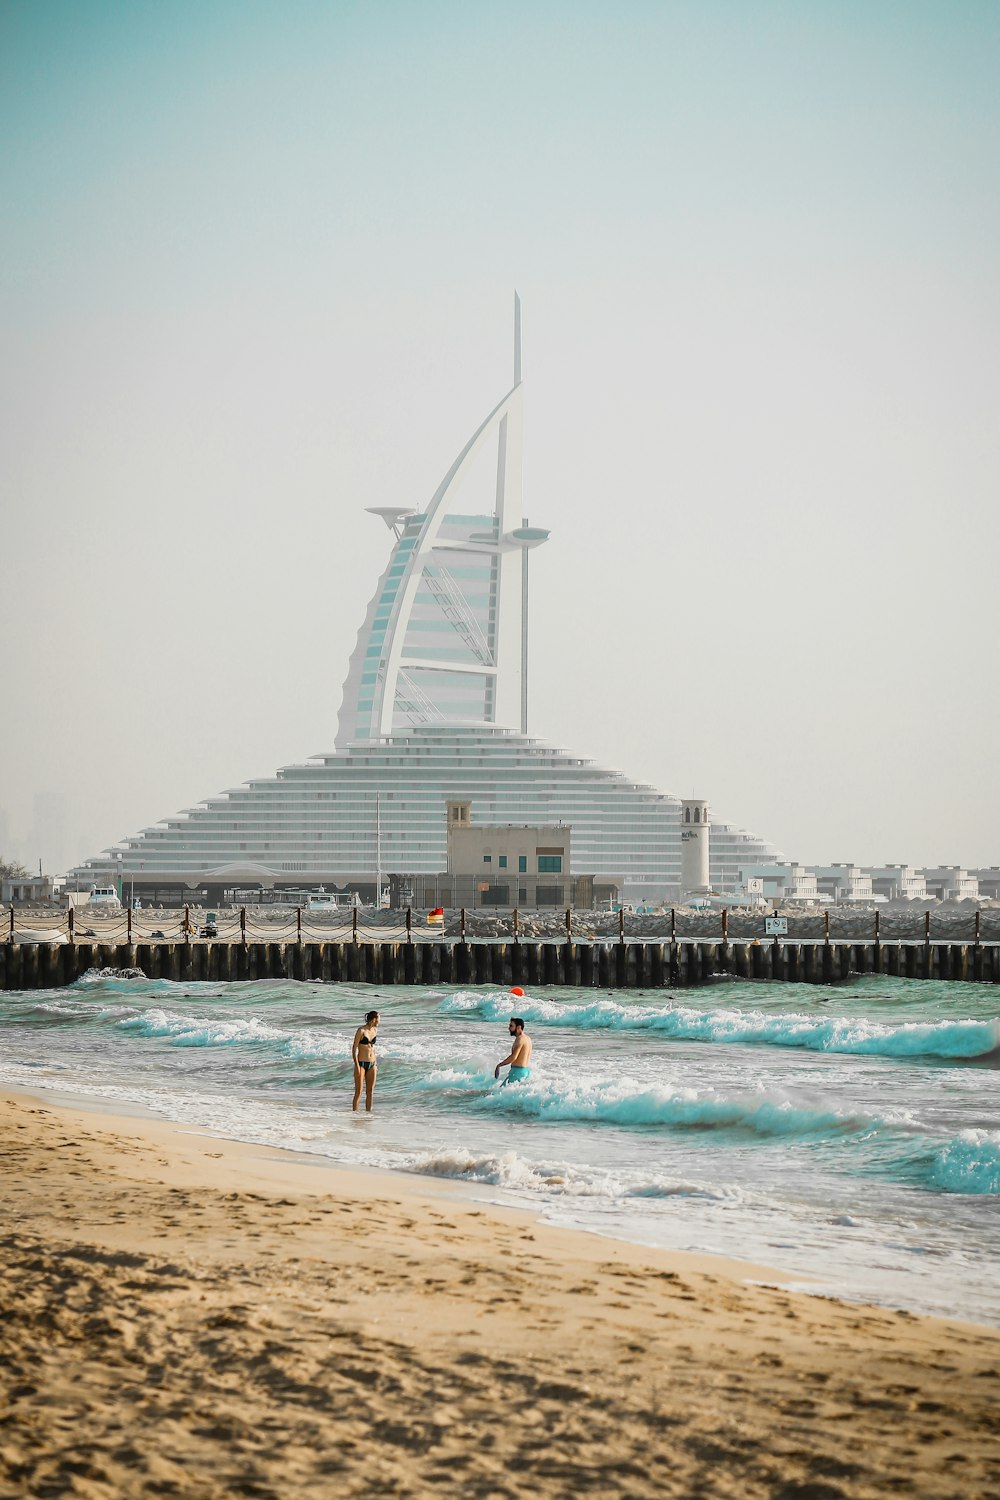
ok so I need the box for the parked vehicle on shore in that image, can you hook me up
[307,891,341,912]
[86,886,121,910]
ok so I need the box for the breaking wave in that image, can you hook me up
[468,1072,877,1140]
[416,1068,1000,1194]
[926,1130,1000,1195]
[406,1146,737,1201]
[438,992,1000,1061]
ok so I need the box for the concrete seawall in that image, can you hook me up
[3,939,999,990]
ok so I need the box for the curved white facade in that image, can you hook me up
[66,300,782,902]
[68,725,779,903]
[337,293,537,747]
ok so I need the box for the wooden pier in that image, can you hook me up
[2,938,999,990]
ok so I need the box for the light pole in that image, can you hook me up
[504,523,549,734]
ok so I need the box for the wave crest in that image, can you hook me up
[475,1073,874,1140]
[407,1146,734,1200]
[117,1008,289,1048]
[928,1130,1000,1195]
[438,992,1000,1060]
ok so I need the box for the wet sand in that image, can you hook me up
[2,1088,998,1498]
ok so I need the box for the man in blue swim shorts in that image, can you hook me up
[495,1017,533,1086]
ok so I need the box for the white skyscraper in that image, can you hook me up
[338,294,547,746]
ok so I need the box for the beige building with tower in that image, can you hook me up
[433,800,616,910]
[445,800,571,908]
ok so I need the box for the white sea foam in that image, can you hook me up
[402,1145,739,1201]
[471,1073,880,1138]
[439,991,1000,1060]
[117,1008,291,1048]
[928,1130,1000,1195]
[110,1006,491,1070]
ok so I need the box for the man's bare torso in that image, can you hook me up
[510,1033,532,1067]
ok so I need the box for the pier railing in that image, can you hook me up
[5,902,999,947]
[4,903,999,989]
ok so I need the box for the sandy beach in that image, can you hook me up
[0,1090,997,1498]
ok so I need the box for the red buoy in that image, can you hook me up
[510,986,525,997]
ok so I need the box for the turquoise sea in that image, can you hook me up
[3,971,999,1324]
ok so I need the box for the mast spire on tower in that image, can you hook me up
[513,290,522,385]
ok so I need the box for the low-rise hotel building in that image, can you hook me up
[920,867,980,902]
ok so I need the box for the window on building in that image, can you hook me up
[518,855,527,873]
[483,854,492,864]
[538,855,562,873]
[685,808,691,823]
[498,855,507,869]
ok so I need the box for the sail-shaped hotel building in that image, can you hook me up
[68,300,781,905]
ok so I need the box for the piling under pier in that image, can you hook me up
[2,940,999,991]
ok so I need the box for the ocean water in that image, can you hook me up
[2,971,999,1325]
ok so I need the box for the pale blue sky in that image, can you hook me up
[2,1,998,871]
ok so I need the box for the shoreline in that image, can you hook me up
[6,1073,996,1328]
[2,1080,797,1288]
[3,1087,999,1497]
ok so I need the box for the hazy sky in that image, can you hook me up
[2,0,998,874]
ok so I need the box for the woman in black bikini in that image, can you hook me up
[352,1010,380,1112]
